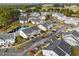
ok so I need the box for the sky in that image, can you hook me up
[0,0,79,3]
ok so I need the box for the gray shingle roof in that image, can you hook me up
[19,16,27,21]
[64,30,79,42]
[53,47,66,56]
[42,22,53,28]
[30,12,40,17]
[22,26,40,35]
[58,40,71,54]
[28,17,41,22]
[45,40,60,50]
[72,30,79,37]
[52,19,60,23]
[31,18,41,22]
[22,28,32,35]
[64,31,73,35]
[0,33,15,40]
[31,26,40,30]
[72,30,79,42]
[44,40,71,55]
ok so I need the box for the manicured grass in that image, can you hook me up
[71,47,79,56]
[25,22,35,27]
[53,21,64,29]
[45,19,51,22]
[13,36,30,49]
[0,21,35,32]
[0,21,21,32]
[31,7,36,10]
[15,36,27,45]
[53,25,60,29]
[41,6,48,11]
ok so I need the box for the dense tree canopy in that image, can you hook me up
[59,9,73,16]
[0,4,75,27]
[74,10,79,16]
[50,8,73,16]
[0,7,20,26]
[32,6,42,12]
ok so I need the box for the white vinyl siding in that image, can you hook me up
[19,31,28,39]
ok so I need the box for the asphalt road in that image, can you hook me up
[22,24,68,55]
[0,24,68,56]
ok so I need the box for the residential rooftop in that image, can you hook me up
[0,33,15,40]
[44,40,71,55]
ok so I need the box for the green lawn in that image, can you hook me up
[71,47,79,56]
[14,36,27,45]
[25,22,35,27]
[53,25,60,29]
[45,19,51,22]
[41,6,48,11]
[13,36,29,49]
[0,21,21,32]
[0,21,35,32]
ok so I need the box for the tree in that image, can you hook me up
[31,6,42,12]
[74,10,79,17]
[0,7,20,27]
[59,9,73,16]
[21,5,32,13]
[45,15,50,21]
